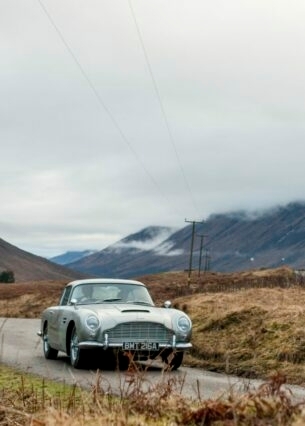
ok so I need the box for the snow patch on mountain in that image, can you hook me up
[153,241,185,256]
[109,226,178,254]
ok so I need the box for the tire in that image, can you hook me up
[96,349,117,370]
[43,323,58,360]
[118,351,130,371]
[70,326,86,369]
[162,351,184,370]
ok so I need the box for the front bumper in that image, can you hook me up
[77,333,192,350]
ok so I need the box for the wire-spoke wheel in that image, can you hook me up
[70,326,86,368]
[43,323,58,360]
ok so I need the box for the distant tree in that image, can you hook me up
[0,270,15,283]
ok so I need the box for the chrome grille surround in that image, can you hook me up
[104,321,173,344]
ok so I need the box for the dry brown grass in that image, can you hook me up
[174,285,305,384]
[1,364,305,425]
[0,280,66,318]
[0,267,298,317]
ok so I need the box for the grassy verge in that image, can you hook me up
[1,364,305,425]
[0,363,181,425]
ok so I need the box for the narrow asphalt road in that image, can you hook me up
[1,317,305,402]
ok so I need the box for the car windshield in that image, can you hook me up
[70,283,154,306]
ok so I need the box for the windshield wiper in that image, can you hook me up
[127,300,152,306]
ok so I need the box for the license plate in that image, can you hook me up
[123,342,159,351]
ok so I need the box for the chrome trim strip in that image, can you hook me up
[172,335,176,348]
[77,341,192,350]
[104,332,109,349]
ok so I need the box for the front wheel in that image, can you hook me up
[118,351,130,370]
[70,326,86,368]
[43,323,58,360]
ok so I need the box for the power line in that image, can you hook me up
[36,0,180,214]
[128,0,200,217]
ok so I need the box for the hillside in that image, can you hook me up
[0,238,84,282]
[4,202,305,281]
[49,250,98,265]
[65,225,179,277]
[65,202,305,278]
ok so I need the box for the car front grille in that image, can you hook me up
[105,321,173,344]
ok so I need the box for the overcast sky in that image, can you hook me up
[2,0,305,257]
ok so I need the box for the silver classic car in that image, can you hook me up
[38,278,192,370]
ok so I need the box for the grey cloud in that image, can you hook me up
[2,0,305,256]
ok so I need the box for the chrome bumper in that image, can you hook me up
[78,333,192,350]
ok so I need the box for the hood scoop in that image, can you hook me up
[121,308,150,313]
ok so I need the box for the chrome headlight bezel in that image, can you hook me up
[85,314,100,333]
[177,316,191,333]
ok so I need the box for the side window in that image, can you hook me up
[59,286,72,306]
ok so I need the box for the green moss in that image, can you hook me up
[0,363,85,409]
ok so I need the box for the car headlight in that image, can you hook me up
[85,315,100,332]
[177,316,191,333]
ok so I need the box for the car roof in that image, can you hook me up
[65,278,146,288]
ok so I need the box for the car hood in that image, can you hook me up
[79,303,179,329]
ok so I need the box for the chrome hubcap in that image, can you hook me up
[71,332,79,362]
[43,333,49,353]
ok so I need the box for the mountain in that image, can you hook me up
[204,202,305,271]
[65,226,179,277]
[49,250,98,265]
[7,202,305,282]
[0,238,84,282]
[65,202,305,277]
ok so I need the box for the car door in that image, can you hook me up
[47,286,73,351]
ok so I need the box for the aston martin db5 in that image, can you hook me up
[38,278,192,370]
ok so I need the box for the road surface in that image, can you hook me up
[1,317,305,402]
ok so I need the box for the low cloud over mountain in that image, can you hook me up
[5,202,305,282]
[61,202,305,278]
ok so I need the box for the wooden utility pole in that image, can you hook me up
[204,248,211,272]
[185,219,204,286]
